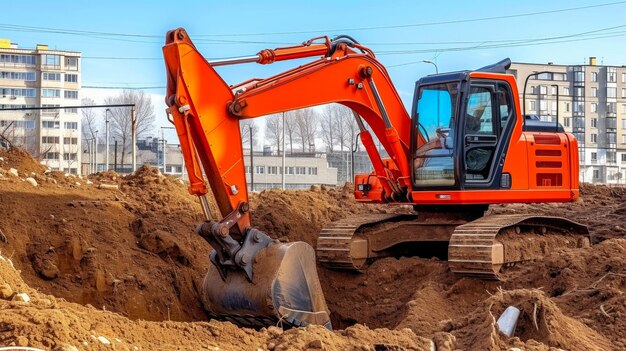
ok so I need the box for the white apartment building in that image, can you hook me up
[0,39,81,174]
[508,58,626,185]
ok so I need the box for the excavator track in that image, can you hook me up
[448,214,590,279]
[316,213,407,271]
[317,213,465,271]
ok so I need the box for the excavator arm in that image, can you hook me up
[162,28,423,328]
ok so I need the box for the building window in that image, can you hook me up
[0,71,36,81]
[245,166,251,174]
[64,90,78,99]
[267,166,278,174]
[63,153,77,161]
[593,169,600,179]
[550,86,557,95]
[42,120,60,129]
[529,100,536,111]
[43,152,60,160]
[565,102,570,112]
[295,167,306,175]
[551,101,557,113]
[607,87,617,98]
[0,54,36,65]
[43,55,61,67]
[622,119,626,129]
[539,86,547,95]
[285,166,294,175]
[608,102,617,114]
[591,104,598,113]
[63,122,78,130]
[255,166,264,174]
[622,134,626,144]
[608,133,617,144]
[308,167,318,175]
[563,87,570,96]
[539,100,547,112]
[43,72,61,81]
[0,87,36,97]
[591,118,597,128]
[573,87,584,98]
[591,152,597,161]
[65,57,78,71]
[608,152,616,163]
[0,120,35,129]
[42,89,61,98]
[574,71,584,82]
[591,134,597,143]
[564,117,571,127]
[63,137,78,145]
[622,154,626,162]
[591,72,598,82]
[608,68,617,83]
[591,87,598,97]
[553,73,565,81]
[65,74,78,83]
[64,107,77,114]
[42,136,59,144]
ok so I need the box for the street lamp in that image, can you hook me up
[422,60,439,74]
[105,108,110,171]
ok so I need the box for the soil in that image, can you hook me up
[1,147,625,350]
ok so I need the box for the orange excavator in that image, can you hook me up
[162,28,589,329]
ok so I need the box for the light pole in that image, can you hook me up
[105,108,110,171]
[249,124,254,192]
[423,60,440,127]
[281,112,286,190]
[94,130,99,172]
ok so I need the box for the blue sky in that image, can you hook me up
[3,0,626,141]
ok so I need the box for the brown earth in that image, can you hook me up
[0,147,625,350]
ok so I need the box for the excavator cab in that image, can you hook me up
[412,60,518,190]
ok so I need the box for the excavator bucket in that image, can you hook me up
[201,241,331,329]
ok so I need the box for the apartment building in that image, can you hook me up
[508,58,626,184]
[0,39,81,174]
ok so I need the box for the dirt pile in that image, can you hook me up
[0,147,47,176]
[1,147,626,349]
[249,184,409,245]
[0,253,435,350]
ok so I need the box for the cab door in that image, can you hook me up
[462,80,515,188]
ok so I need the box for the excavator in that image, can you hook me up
[162,28,589,329]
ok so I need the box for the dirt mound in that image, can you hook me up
[0,147,47,176]
[0,253,435,350]
[1,153,626,349]
[450,288,614,351]
[250,185,409,245]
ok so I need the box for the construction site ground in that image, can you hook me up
[1,147,625,350]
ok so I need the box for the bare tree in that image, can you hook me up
[265,114,283,154]
[239,119,258,149]
[104,90,155,170]
[294,108,318,152]
[319,105,336,152]
[81,97,98,141]
[341,108,359,152]
[0,116,38,154]
[284,112,297,154]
